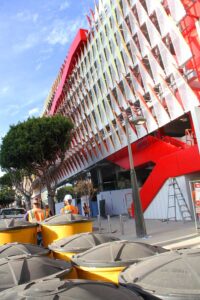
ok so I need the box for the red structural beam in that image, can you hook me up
[50,29,88,115]
[140,145,200,212]
[107,136,200,212]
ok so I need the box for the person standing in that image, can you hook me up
[83,202,90,217]
[44,204,52,218]
[25,197,46,245]
[60,194,78,214]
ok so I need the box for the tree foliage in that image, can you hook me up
[0,115,74,213]
[0,187,15,206]
[74,179,96,199]
[56,185,75,203]
[0,173,12,188]
[0,171,33,209]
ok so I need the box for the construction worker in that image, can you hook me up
[44,204,52,218]
[60,194,78,214]
[25,197,46,245]
[83,202,90,217]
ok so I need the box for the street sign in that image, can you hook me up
[189,180,200,231]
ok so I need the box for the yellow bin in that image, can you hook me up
[0,218,37,245]
[74,265,125,284]
[41,214,93,247]
[72,240,168,284]
[0,242,50,258]
[48,232,120,262]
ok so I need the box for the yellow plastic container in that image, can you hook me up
[52,250,75,262]
[49,232,120,263]
[0,219,37,245]
[63,265,78,279]
[74,265,125,284]
[41,214,93,247]
[72,240,168,285]
[0,242,50,259]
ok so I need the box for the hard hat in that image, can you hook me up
[64,194,73,202]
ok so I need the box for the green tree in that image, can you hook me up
[0,115,74,214]
[0,172,12,188]
[0,187,15,206]
[0,171,33,209]
[56,185,75,203]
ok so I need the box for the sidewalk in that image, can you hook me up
[92,216,200,249]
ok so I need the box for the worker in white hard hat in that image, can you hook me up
[60,194,78,214]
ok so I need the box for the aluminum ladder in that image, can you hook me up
[167,178,192,222]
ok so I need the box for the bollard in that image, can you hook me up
[107,215,111,233]
[119,215,124,235]
[97,215,101,233]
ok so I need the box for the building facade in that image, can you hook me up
[43,0,200,217]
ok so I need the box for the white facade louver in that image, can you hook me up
[43,0,200,183]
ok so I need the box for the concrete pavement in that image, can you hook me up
[92,215,200,249]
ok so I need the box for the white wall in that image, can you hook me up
[97,188,132,216]
[96,176,191,220]
[144,176,190,220]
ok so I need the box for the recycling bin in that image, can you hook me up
[0,277,144,300]
[0,255,73,291]
[0,242,50,258]
[40,214,93,247]
[119,248,200,300]
[72,240,167,284]
[0,218,37,245]
[49,232,119,261]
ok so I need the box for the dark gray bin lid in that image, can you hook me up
[0,255,72,292]
[0,242,50,258]
[0,278,144,300]
[40,214,92,226]
[119,248,200,300]
[72,240,167,268]
[48,232,120,253]
[0,218,37,231]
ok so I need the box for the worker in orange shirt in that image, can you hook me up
[25,197,46,245]
[83,202,90,217]
[60,194,78,215]
[44,204,52,218]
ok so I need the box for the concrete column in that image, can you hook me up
[97,168,104,192]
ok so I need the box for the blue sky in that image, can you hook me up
[0,0,94,139]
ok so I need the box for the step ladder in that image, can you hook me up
[167,178,192,222]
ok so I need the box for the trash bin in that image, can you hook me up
[40,214,93,247]
[0,277,144,300]
[0,255,73,292]
[0,242,50,258]
[71,240,167,284]
[0,218,37,245]
[119,248,200,300]
[49,232,120,261]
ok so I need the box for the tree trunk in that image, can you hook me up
[25,194,31,210]
[47,189,55,215]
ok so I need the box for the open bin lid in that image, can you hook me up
[48,232,120,253]
[0,218,37,231]
[0,278,144,300]
[0,242,50,258]
[72,240,168,268]
[40,214,92,226]
[0,255,72,292]
[119,248,200,300]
